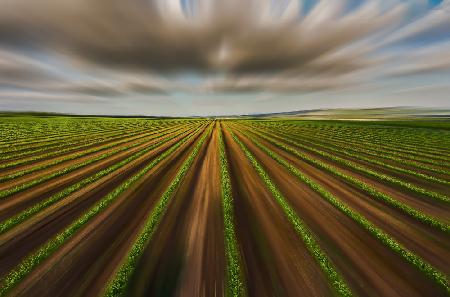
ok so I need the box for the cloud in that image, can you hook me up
[0,0,409,74]
[0,0,449,108]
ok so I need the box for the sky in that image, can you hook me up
[0,0,449,116]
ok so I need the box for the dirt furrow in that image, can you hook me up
[0,125,187,190]
[232,127,448,297]
[222,126,332,297]
[0,124,186,179]
[126,125,225,297]
[0,126,201,278]
[259,131,450,221]
[246,132,450,274]
[6,125,209,297]
[0,127,191,221]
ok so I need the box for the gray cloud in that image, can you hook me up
[0,0,449,100]
[0,0,409,74]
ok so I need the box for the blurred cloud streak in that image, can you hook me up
[0,0,449,114]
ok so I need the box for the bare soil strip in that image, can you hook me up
[125,126,225,297]
[231,127,448,297]
[243,131,450,274]
[6,126,208,297]
[0,127,190,221]
[0,126,200,278]
[223,127,333,297]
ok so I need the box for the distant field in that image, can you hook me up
[0,116,449,297]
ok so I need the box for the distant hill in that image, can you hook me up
[240,107,450,120]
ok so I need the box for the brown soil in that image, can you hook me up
[6,125,209,297]
[0,126,191,221]
[250,127,450,221]
[1,120,448,297]
[230,127,448,297]
[222,125,333,297]
[0,125,203,278]
[126,124,225,297]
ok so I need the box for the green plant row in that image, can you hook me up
[238,130,449,293]
[0,122,145,155]
[249,122,450,167]
[267,125,450,171]
[0,119,195,154]
[0,125,120,149]
[253,121,450,162]
[0,125,194,199]
[0,125,199,234]
[104,124,213,297]
[256,122,450,162]
[0,119,190,150]
[263,119,450,149]
[251,126,450,205]
[0,122,152,150]
[292,132,450,178]
[238,127,449,233]
[0,123,208,297]
[0,118,188,148]
[227,127,353,297]
[0,126,163,170]
[0,124,190,183]
[218,125,246,297]
[0,125,150,159]
[254,126,450,182]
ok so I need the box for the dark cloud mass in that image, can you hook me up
[0,0,449,114]
[0,0,440,74]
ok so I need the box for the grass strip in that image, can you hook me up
[104,124,213,296]
[227,127,353,297]
[218,125,246,297]
[0,124,207,296]
[239,130,449,293]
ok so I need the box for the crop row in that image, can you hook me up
[0,124,191,183]
[235,125,449,233]
[252,125,450,182]
[218,124,246,297]
[275,120,450,148]
[0,125,201,234]
[0,124,175,169]
[288,132,450,178]
[250,122,450,167]
[0,124,196,199]
[271,124,450,170]
[0,120,150,148]
[0,126,156,160]
[0,119,196,150]
[232,128,449,293]
[248,125,450,204]
[226,126,353,297]
[0,123,209,296]
[258,121,450,161]
[256,121,450,160]
[0,119,196,153]
[104,123,213,296]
